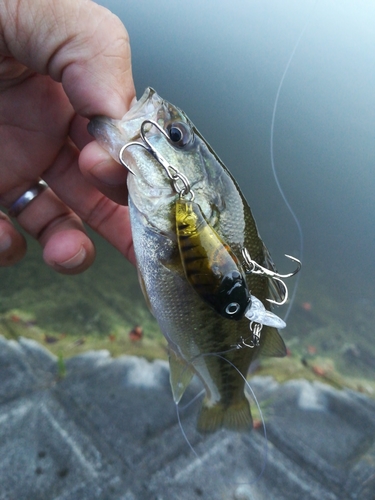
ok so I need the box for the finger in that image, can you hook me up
[79,140,129,205]
[3,138,134,268]
[43,228,95,275]
[43,141,135,264]
[0,212,27,266]
[5,185,96,274]
[69,114,93,151]
[1,0,136,118]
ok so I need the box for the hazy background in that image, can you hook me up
[0,4,374,490]
[2,0,373,377]
[98,0,375,307]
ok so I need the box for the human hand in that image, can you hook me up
[0,0,136,273]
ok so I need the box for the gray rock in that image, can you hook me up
[0,335,374,500]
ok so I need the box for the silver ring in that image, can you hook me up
[8,180,48,218]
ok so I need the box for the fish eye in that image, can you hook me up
[225,302,240,315]
[166,122,193,148]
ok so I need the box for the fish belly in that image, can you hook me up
[129,198,255,432]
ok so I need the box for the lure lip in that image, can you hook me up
[245,295,286,329]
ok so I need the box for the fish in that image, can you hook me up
[88,87,289,433]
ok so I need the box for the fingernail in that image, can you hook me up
[59,246,87,269]
[0,230,12,252]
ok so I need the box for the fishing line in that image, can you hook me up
[175,387,205,459]
[177,389,205,412]
[210,352,268,487]
[270,1,317,321]
[175,401,200,459]
[172,2,317,487]
[175,346,268,488]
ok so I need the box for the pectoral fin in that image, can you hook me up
[168,348,195,404]
[257,326,287,358]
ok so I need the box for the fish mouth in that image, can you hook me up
[87,88,165,162]
[122,87,187,143]
[120,87,163,141]
[126,87,159,119]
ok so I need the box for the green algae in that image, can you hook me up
[0,229,167,362]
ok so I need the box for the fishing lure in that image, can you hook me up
[119,117,300,331]
[176,198,251,320]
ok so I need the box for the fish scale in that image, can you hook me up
[89,87,287,432]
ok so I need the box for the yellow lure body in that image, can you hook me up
[176,198,250,320]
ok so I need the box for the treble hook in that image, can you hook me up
[139,120,171,168]
[232,323,262,350]
[118,120,194,199]
[275,254,302,279]
[267,276,289,306]
[266,255,301,305]
[119,141,148,175]
[242,248,301,306]
[242,248,301,279]
[140,120,194,198]
[118,120,171,175]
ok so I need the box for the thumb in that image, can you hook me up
[0,0,135,118]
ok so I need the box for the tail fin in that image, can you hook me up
[197,397,253,433]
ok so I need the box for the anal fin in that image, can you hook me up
[168,348,195,404]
